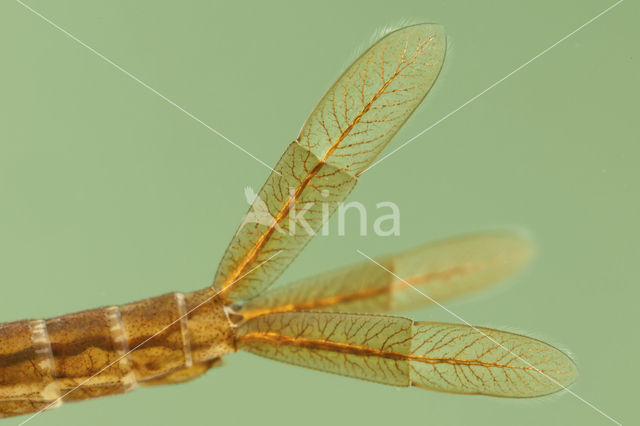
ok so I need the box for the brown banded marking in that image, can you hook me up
[0,320,60,418]
[45,306,137,402]
[120,292,193,381]
[0,22,581,422]
[0,290,237,418]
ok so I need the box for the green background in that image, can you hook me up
[1,0,637,425]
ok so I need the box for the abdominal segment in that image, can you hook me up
[0,289,235,418]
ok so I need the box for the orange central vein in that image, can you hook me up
[240,264,472,321]
[240,285,388,321]
[237,332,540,372]
[221,43,430,294]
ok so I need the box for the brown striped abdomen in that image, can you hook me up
[0,288,236,418]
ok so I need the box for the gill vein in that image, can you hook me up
[220,40,432,293]
[237,332,542,372]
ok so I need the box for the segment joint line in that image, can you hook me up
[17,251,282,426]
[357,249,622,426]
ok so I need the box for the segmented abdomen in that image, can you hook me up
[0,289,235,418]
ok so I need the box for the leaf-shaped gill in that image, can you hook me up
[236,312,577,397]
[214,24,446,303]
[239,232,533,319]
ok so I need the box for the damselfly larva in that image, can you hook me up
[0,24,577,419]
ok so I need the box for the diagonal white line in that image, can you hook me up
[361,0,624,174]
[357,249,622,425]
[17,250,282,426]
[14,0,281,176]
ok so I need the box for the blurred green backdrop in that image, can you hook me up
[1,0,637,425]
